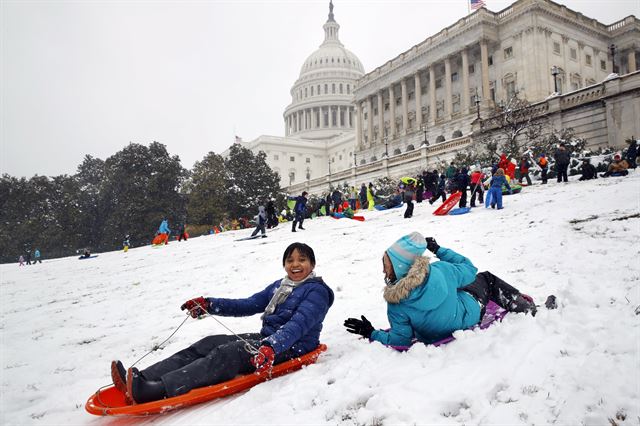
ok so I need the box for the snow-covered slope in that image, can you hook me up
[2,173,639,425]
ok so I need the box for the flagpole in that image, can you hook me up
[467,0,470,15]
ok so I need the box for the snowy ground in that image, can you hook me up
[2,172,639,425]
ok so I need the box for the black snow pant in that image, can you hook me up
[140,333,296,398]
[460,271,535,320]
[519,172,532,186]
[429,190,446,204]
[540,168,548,184]
[404,199,414,218]
[292,212,304,230]
[470,184,484,207]
[458,190,467,208]
[556,164,568,182]
[416,189,423,203]
[251,223,266,237]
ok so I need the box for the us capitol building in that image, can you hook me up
[228,0,639,195]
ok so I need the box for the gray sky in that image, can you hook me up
[2,0,638,178]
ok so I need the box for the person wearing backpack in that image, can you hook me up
[538,154,549,184]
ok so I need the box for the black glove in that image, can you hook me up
[425,237,440,254]
[344,315,374,339]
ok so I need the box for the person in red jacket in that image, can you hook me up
[518,156,532,185]
[469,167,485,207]
[498,153,510,171]
[506,159,517,181]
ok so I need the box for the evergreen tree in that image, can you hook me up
[186,152,227,225]
[224,144,282,219]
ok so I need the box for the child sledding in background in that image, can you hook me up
[344,232,538,347]
[110,242,334,404]
[485,168,512,210]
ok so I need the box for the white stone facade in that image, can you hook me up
[226,0,639,195]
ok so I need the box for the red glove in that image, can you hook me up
[180,297,209,318]
[251,345,275,374]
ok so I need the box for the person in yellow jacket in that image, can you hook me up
[366,183,376,211]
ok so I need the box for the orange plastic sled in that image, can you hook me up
[433,192,462,216]
[85,344,327,416]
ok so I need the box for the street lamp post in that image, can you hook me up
[474,88,481,119]
[327,159,332,188]
[421,124,429,146]
[551,65,560,93]
[383,137,389,157]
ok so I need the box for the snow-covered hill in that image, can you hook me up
[2,173,639,425]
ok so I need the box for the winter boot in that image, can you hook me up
[127,367,167,404]
[508,293,537,316]
[111,360,127,393]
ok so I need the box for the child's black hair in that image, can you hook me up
[282,242,316,266]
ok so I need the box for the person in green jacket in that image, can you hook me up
[344,232,536,346]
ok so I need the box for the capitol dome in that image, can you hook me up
[284,1,364,140]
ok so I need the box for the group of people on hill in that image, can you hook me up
[18,249,42,266]
[108,231,543,405]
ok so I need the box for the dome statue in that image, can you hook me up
[284,1,364,141]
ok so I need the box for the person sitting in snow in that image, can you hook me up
[343,232,537,347]
[110,242,334,404]
[578,159,598,181]
[601,154,629,178]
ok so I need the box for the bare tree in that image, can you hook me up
[481,93,547,159]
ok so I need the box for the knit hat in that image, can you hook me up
[386,232,427,281]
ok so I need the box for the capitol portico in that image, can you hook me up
[229,0,639,195]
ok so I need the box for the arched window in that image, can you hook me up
[325,84,328,94]
[452,130,463,138]
[406,144,415,151]
[436,135,445,143]
[371,156,378,162]
[332,84,335,93]
[393,148,402,155]
[305,87,308,98]
[317,85,321,94]
[311,86,314,96]
[339,83,343,93]
[347,84,351,94]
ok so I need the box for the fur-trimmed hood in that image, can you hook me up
[383,256,430,304]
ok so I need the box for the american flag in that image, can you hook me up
[470,0,485,10]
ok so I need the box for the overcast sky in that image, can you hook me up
[2,0,638,178]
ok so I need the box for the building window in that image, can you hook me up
[435,78,443,89]
[488,55,494,66]
[469,64,475,74]
[317,84,321,94]
[600,59,606,70]
[339,83,343,93]
[451,72,459,82]
[347,84,351,94]
[290,156,295,162]
[452,95,460,113]
[408,92,414,100]
[553,41,561,54]
[274,154,279,161]
[570,48,577,60]
[396,97,401,106]
[324,84,328,94]
[305,87,308,97]
[506,80,516,99]
[585,54,592,66]
[332,83,335,93]
[384,103,389,111]
[311,86,314,96]
[306,158,310,163]
[373,107,378,116]
[504,46,513,60]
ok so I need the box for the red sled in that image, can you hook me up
[433,192,462,216]
[86,344,327,416]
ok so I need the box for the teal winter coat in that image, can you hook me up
[370,247,481,346]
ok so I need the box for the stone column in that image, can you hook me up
[401,78,409,133]
[377,91,384,141]
[338,106,342,127]
[429,66,436,124]
[389,84,397,137]
[366,96,373,148]
[285,116,289,136]
[461,48,470,114]
[311,108,316,129]
[414,72,422,129]
[444,57,452,119]
[628,49,637,73]
[355,103,363,150]
[480,39,491,104]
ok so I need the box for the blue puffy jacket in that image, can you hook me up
[207,277,333,355]
[371,247,480,346]
[294,196,307,214]
[490,175,512,191]
[158,220,170,234]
